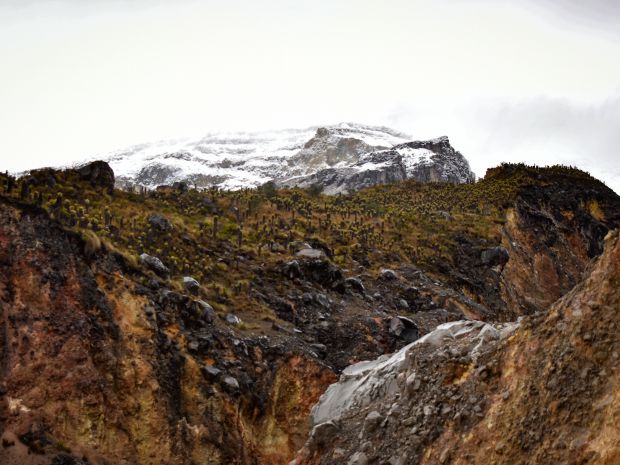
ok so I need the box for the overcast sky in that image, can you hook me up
[1,0,619,192]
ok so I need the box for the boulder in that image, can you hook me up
[183,276,200,294]
[307,237,333,258]
[299,259,345,292]
[309,420,339,448]
[282,260,303,279]
[347,452,369,465]
[140,253,170,276]
[76,160,115,191]
[363,411,383,432]
[380,269,398,280]
[296,248,325,259]
[389,316,419,343]
[201,365,222,381]
[148,214,173,232]
[172,181,189,192]
[194,300,215,323]
[481,246,509,268]
[310,343,328,358]
[225,314,242,325]
[222,375,240,392]
[345,277,365,294]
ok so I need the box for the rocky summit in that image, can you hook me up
[0,160,619,465]
[95,123,475,192]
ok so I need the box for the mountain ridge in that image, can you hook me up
[82,123,475,192]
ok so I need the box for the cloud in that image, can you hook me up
[384,94,620,194]
[532,0,620,23]
[472,95,620,171]
[465,96,620,193]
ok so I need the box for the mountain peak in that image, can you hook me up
[93,124,473,192]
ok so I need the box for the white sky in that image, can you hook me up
[1,0,619,192]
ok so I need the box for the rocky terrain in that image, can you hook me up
[0,160,618,464]
[293,229,620,465]
[278,136,475,194]
[86,123,475,192]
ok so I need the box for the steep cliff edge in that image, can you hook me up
[293,229,620,465]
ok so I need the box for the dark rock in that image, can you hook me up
[201,365,222,381]
[148,213,173,232]
[310,343,328,358]
[76,160,115,191]
[271,297,296,322]
[389,316,419,343]
[380,268,398,280]
[172,181,189,192]
[183,276,200,294]
[481,246,510,268]
[140,253,170,276]
[298,259,345,291]
[345,277,365,294]
[282,260,303,279]
[194,300,216,323]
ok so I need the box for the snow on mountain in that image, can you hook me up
[277,135,476,194]
[94,123,474,193]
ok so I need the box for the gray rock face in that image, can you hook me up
[301,320,519,462]
[278,151,408,195]
[140,253,170,276]
[278,136,475,194]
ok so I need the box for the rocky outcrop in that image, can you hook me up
[0,198,335,465]
[75,160,115,192]
[278,137,475,194]
[292,230,620,465]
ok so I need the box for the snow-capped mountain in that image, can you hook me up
[99,123,475,193]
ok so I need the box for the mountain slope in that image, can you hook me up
[293,229,620,465]
[97,123,474,192]
[277,136,475,194]
[0,162,618,464]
